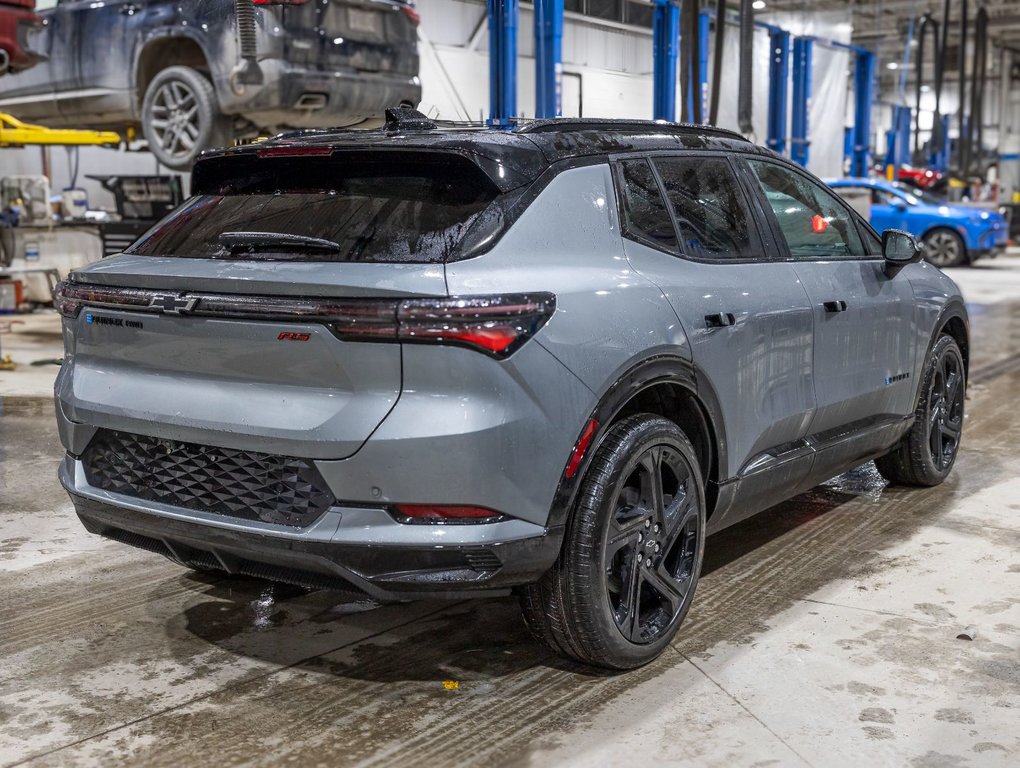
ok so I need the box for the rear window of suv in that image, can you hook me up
[127,153,502,264]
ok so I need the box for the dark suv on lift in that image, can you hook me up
[55,114,969,669]
[0,0,421,168]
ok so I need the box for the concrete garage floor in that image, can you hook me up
[2,259,1020,767]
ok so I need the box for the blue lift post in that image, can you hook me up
[487,0,518,127]
[698,9,710,122]
[652,0,680,122]
[790,36,812,167]
[766,27,790,156]
[884,104,912,177]
[534,0,564,119]
[851,49,875,177]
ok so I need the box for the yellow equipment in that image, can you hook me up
[0,113,120,148]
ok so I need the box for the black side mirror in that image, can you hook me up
[882,229,923,276]
[889,197,908,211]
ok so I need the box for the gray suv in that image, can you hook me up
[53,113,969,669]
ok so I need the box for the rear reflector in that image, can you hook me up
[393,504,504,524]
[54,282,555,359]
[565,418,599,479]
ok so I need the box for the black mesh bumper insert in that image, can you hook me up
[82,430,335,527]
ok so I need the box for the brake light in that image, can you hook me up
[256,145,332,158]
[400,4,421,25]
[54,282,554,358]
[53,281,152,318]
[393,504,503,523]
[394,294,555,357]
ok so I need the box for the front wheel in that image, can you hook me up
[923,228,968,268]
[520,415,706,669]
[141,66,230,171]
[876,334,965,486]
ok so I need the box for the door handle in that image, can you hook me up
[823,300,848,313]
[705,312,736,328]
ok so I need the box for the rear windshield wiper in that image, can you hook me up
[218,232,342,254]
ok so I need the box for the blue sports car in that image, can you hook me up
[827,177,1009,267]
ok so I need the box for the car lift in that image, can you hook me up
[0,112,120,148]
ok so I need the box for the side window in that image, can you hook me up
[858,217,882,255]
[747,160,866,260]
[653,156,758,261]
[617,159,678,252]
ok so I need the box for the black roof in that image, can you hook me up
[195,110,770,194]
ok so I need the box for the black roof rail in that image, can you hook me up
[514,117,751,143]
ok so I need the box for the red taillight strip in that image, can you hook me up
[54,281,555,358]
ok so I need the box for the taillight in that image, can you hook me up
[54,282,554,359]
[399,4,421,25]
[53,281,152,318]
[393,504,504,524]
[393,294,555,358]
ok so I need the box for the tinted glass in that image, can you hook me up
[129,159,499,264]
[748,161,865,260]
[618,159,679,251]
[654,157,757,260]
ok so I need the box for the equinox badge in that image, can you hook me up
[149,294,198,315]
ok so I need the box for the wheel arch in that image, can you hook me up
[134,34,213,116]
[937,303,970,379]
[547,355,727,530]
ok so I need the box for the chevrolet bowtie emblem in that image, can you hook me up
[150,294,199,314]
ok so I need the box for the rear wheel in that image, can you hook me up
[520,415,706,669]
[142,65,229,171]
[922,228,967,268]
[876,335,965,486]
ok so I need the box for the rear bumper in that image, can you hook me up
[220,60,421,127]
[60,456,562,600]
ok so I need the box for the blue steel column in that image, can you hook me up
[487,0,518,127]
[697,9,710,122]
[653,0,680,122]
[790,37,812,167]
[851,50,875,177]
[767,28,790,155]
[534,0,563,119]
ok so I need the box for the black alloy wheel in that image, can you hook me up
[519,414,706,669]
[604,444,700,644]
[876,334,966,486]
[927,345,965,470]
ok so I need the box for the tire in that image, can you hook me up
[922,228,968,268]
[876,335,965,487]
[141,65,230,171]
[520,414,706,669]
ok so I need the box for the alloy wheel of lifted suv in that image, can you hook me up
[53,111,969,669]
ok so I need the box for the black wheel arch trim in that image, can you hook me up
[918,299,970,403]
[545,354,727,531]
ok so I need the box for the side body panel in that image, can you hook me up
[622,241,816,482]
[446,163,692,398]
[791,259,918,435]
